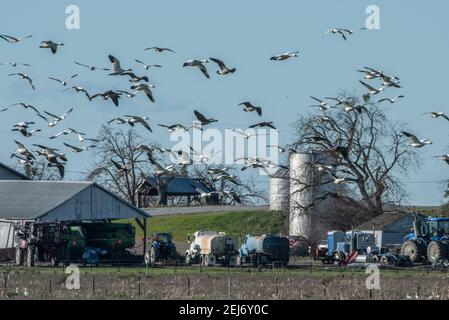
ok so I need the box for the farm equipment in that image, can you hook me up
[145,232,179,265]
[401,216,449,264]
[185,231,238,266]
[315,230,381,265]
[15,222,84,267]
[14,221,136,266]
[238,235,290,267]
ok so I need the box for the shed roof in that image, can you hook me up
[0,162,29,180]
[140,177,214,196]
[0,180,149,221]
[356,211,424,230]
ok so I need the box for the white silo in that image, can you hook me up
[269,168,290,211]
[289,152,336,240]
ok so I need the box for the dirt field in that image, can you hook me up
[0,264,448,300]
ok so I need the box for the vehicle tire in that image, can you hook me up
[427,241,448,264]
[401,240,426,263]
[380,255,390,266]
[15,245,24,266]
[333,251,344,265]
[144,251,150,265]
[50,256,58,267]
[26,246,35,267]
[185,254,191,266]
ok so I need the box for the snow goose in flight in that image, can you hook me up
[12,122,41,137]
[37,108,73,127]
[424,112,449,121]
[0,62,30,67]
[9,102,39,114]
[47,157,65,178]
[48,74,78,87]
[194,110,217,126]
[0,34,32,43]
[64,142,96,153]
[39,41,64,54]
[270,51,299,61]
[238,102,262,116]
[267,145,298,154]
[144,47,175,53]
[213,173,240,185]
[249,122,277,130]
[183,59,210,79]
[434,154,449,165]
[323,28,348,40]
[32,144,67,162]
[68,128,99,144]
[359,80,385,95]
[11,154,35,178]
[378,95,404,104]
[90,90,122,107]
[13,140,35,160]
[189,147,221,164]
[130,83,155,102]
[63,86,91,100]
[108,115,153,132]
[8,73,35,90]
[135,59,162,70]
[108,55,132,75]
[158,123,190,133]
[310,96,333,111]
[116,90,137,98]
[74,61,110,71]
[402,131,432,148]
[232,129,268,140]
[123,72,149,83]
[209,58,236,75]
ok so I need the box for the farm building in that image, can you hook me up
[0,162,28,180]
[137,176,218,207]
[355,211,426,251]
[0,180,150,260]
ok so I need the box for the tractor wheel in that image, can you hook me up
[236,255,242,266]
[26,246,35,267]
[401,240,426,263]
[427,241,448,264]
[380,255,390,266]
[15,245,24,266]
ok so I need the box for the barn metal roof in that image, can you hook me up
[356,211,425,230]
[0,180,150,221]
[141,177,214,196]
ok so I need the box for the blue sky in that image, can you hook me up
[0,1,448,205]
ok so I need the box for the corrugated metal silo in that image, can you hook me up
[289,152,336,240]
[269,168,290,211]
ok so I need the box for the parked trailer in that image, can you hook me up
[238,235,290,267]
[185,231,238,266]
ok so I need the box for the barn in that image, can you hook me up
[355,211,425,251]
[0,180,150,260]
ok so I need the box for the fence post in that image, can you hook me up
[92,275,95,296]
[3,274,7,295]
[187,276,191,297]
[275,277,279,297]
[227,276,231,300]
[49,279,52,295]
[137,276,141,297]
[417,280,420,300]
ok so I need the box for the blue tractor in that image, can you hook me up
[145,232,179,266]
[401,216,449,264]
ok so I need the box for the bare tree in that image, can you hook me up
[87,125,155,205]
[190,164,267,205]
[291,93,417,220]
[12,158,62,181]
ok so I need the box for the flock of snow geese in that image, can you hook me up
[1,26,448,184]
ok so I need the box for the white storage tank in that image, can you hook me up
[269,168,290,211]
[289,152,336,241]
